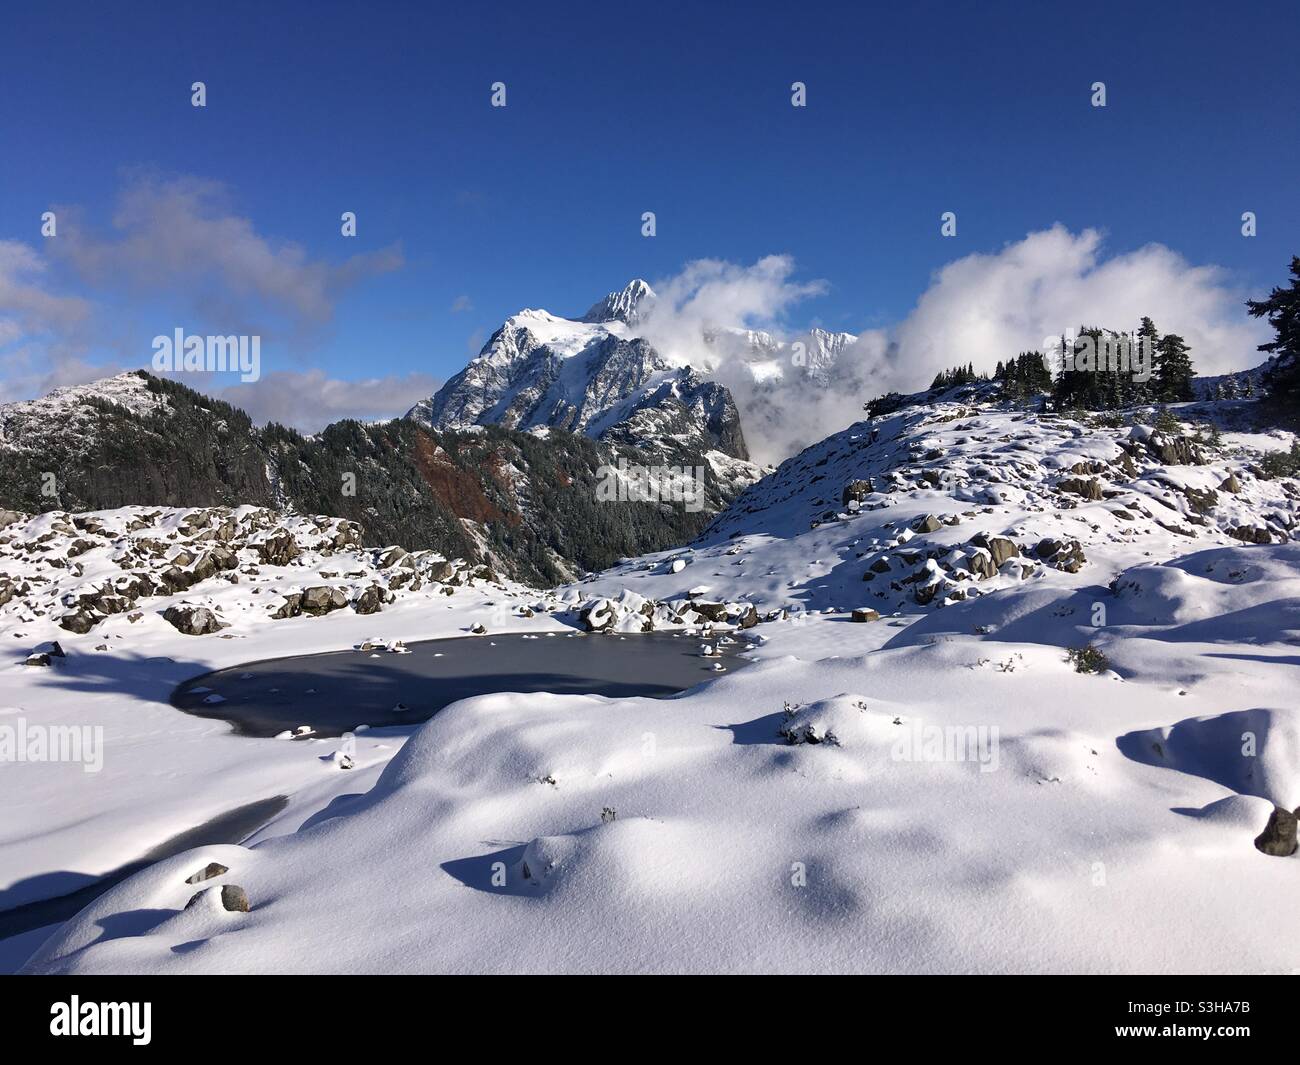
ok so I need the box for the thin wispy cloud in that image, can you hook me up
[51,174,402,332]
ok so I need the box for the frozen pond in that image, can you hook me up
[171,630,754,737]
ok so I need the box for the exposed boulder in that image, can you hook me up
[299,586,348,616]
[185,883,250,912]
[970,533,1019,566]
[841,479,874,506]
[1254,806,1297,857]
[58,609,100,634]
[185,861,230,885]
[1057,477,1103,501]
[353,585,387,615]
[912,514,943,534]
[1035,538,1087,573]
[256,531,300,566]
[851,608,881,622]
[162,604,225,635]
[580,598,616,631]
[269,592,302,619]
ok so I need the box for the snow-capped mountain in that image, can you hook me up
[579,277,655,325]
[406,281,752,462]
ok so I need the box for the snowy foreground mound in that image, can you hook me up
[26,540,1300,974]
[14,399,1300,973]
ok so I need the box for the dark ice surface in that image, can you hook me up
[171,630,753,738]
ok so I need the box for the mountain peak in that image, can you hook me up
[579,279,656,325]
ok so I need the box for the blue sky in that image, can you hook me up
[1,0,1296,423]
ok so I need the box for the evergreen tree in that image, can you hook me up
[1138,316,1160,350]
[1154,334,1195,402]
[1246,255,1300,407]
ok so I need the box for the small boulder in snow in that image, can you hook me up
[185,861,229,885]
[162,605,224,635]
[185,883,250,913]
[299,586,347,617]
[1254,806,1298,857]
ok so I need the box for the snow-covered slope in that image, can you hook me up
[18,394,1300,974]
[407,281,753,463]
[576,394,1298,621]
[0,372,171,456]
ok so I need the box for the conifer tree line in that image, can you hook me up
[929,363,987,390]
[926,317,1197,410]
[1044,317,1195,410]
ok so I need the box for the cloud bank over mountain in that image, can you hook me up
[630,227,1269,462]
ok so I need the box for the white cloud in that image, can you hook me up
[633,230,1271,463]
[0,240,100,402]
[53,174,402,332]
[0,176,406,405]
[0,239,93,341]
[881,225,1267,388]
[207,369,443,431]
[637,255,827,366]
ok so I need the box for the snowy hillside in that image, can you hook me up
[16,393,1300,974]
[0,370,753,587]
[0,372,172,456]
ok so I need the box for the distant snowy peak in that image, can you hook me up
[704,325,858,384]
[407,281,752,464]
[580,278,656,325]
